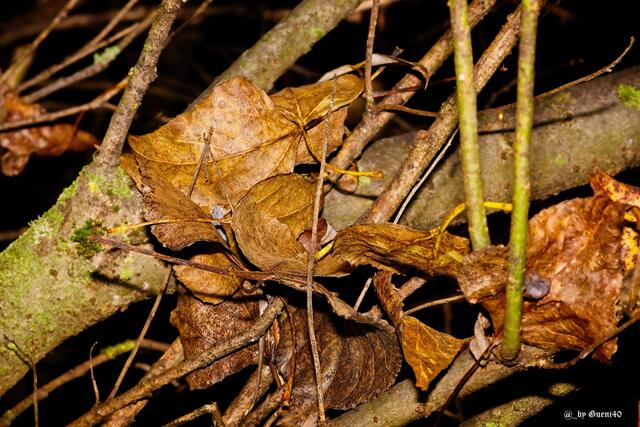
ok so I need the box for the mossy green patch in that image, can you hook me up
[87,168,133,199]
[617,84,640,111]
[310,27,325,39]
[553,154,568,167]
[71,220,105,257]
[100,340,135,359]
[93,45,120,65]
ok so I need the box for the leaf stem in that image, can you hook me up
[501,0,541,361]
[449,0,490,250]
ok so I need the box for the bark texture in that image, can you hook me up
[0,166,168,395]
[325,65,640,230]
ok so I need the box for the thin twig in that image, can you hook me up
[0,0,81,86]
[537,36,635,101]
[373,104,439,117]
[0,79,127,133]
[187,131,213,197]
[25,12,155,102]
[354,277,373,311]
[393,129,458,224]
[397,276,427,300]
[361,4,527,224]
[69,299,284,426]
[163,403,224,427]
[364,0,380,110]
[404,295,466,315]
[328,0,497,181]
[305,77,338,424]
[89,343,101,405]
[108,268,173,400]
[19,20,139,95]
[91,235,306,285]
[0,340,168,427]
[449,0,489,250]
[500,0,541,362]
[94,0,185,172]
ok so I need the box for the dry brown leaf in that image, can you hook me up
[401,316,465,390]
[271,74,363,125]
[372,272,465,391]
[128,77,300,209]
[274,304,401,423]
[459,171,637,362]
[232,173,348,275]
[271,75,361,164]
[0,86,97,176]
[127,76,358,210]
[372,271,404,328]
[139,164,225,251]
[174,251,240,304]
[332,223,470,276]
[170,293,259,389]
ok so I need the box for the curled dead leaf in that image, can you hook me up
[0,87,97,176]
[139,164,226,251]
[332,223,470,276]
[459,171,637,362]
[401,316,465,391]
[232,173,348,275]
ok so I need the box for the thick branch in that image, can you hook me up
[194,0,362,102]
[361,4,524,223]
[0,0,365,397]
[325,65,640,229]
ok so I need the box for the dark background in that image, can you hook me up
[1,0,639,425]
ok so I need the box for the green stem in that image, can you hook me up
[449,0,490,250]
[501,0,541,361]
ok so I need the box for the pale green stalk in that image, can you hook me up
[501,0,541,361]
[449,0,490,250]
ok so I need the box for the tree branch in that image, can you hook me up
[68,299,284,427]
[325,65,640,230]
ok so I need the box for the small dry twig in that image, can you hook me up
[305,77,339,423]
[107,268,173,400]
[163,403,224,427]
[0,78,127,133]
[68,299,284,426]
[0,0,82,86]
[364,0,380,110]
